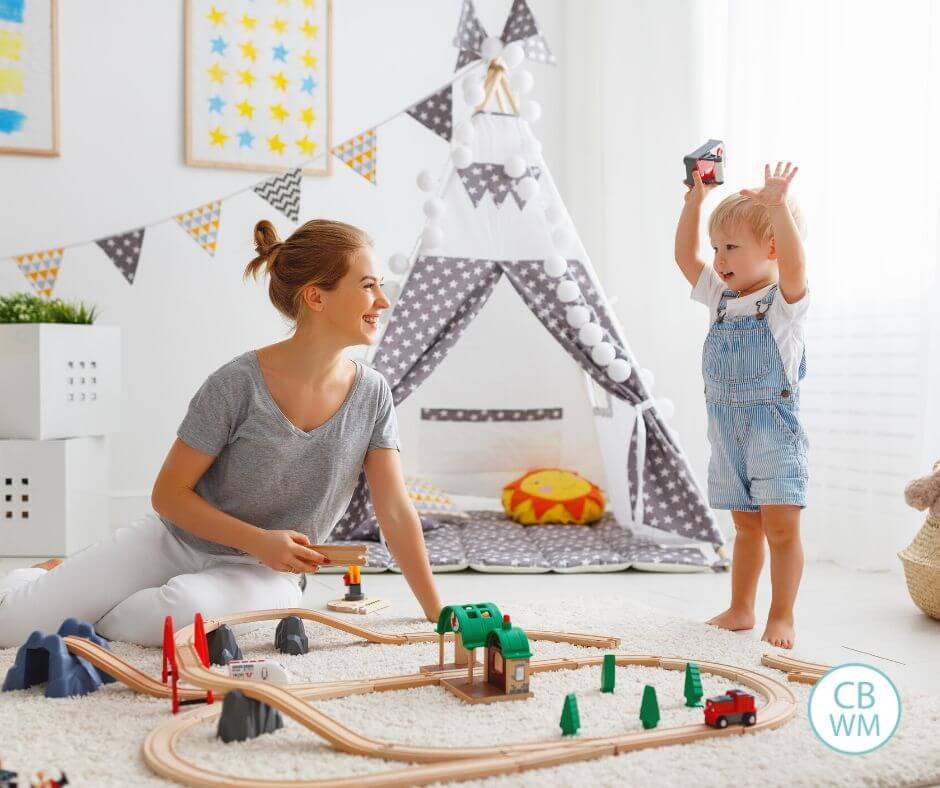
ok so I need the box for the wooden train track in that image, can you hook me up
[760,654,829,685]
[120,609,807,787]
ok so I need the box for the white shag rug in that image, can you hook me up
[1,598,938,788]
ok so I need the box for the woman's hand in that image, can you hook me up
[741,161,798,206]
[248,529,329,574]
[683,169,718,205]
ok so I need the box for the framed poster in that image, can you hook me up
[0,0,59,156]
[185,0,332,175]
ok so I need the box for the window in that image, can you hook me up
[514,664,525,682]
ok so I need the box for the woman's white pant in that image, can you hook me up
[0,515,303,647]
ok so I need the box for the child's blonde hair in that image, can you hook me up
[708,194,806,243]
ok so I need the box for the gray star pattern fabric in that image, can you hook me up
[406,85,453,142]
[457,163,542,209]
[500,259,716,544]
[421,407,562,422]
[452,0,486,70]
[500,0,557,65]
[329,511,716,573]
[254,167,302,223]
[333,256,718,554]
[96,228,145,285]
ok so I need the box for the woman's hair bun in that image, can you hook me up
[245,219,284,278]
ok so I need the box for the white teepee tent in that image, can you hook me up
[332,0,723,567]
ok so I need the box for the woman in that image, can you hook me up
[0,218,443,647]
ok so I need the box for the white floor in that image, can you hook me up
[2,556,937,697]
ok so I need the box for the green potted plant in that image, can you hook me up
[0,292,120,439]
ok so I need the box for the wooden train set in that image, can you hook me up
[52,605,830,786]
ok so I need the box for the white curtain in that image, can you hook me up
[564,0,940,569]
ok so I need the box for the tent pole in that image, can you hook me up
[499,73,519,115]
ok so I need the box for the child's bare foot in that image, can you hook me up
[761,618,795,649]
[31,558,63,571]
[706,608,755,631]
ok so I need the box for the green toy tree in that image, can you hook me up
[560,692,580,736]
[601,653,616,693]
[684,662,703,707]
[639,685,660,730]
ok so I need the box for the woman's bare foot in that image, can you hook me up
[31,558,63,571]
[761,618,795,649]
[706,607,756,631]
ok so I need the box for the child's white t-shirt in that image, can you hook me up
[691,267,810,388]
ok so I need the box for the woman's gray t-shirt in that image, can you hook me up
[160,351,399,555]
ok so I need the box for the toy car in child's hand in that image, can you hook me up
[684,139,725,187]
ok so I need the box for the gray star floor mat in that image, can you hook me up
[326,511,721,574]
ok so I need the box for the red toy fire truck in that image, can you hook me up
[703,688,757,729]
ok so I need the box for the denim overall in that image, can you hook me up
[703,285,808,511]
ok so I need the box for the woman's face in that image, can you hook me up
[314,246,390,346]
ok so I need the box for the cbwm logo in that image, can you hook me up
[809,664,901,754]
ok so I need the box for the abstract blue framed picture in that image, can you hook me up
[0,0,59,156]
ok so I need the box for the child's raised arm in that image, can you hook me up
[674,170,717,287]
[741,162,806,304]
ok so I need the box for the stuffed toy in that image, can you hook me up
[502,469,605,525]
[903,460,940,519]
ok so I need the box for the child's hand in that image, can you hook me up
[741,161,798,207]
[683,169,718,206]
[249,529,329,574]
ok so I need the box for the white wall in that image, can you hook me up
[561,1,725,533]
[0,0,567,524]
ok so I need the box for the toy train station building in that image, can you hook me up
[425,603,533,704]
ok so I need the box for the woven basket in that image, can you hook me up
[898,513,940,620]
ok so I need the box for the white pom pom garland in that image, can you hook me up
[556,280,580,303]
[502,41,525,69]
[607,358,632,383]
[510,69,535,95]
[521,99,542,123]
[481,36,503,60]
[516,176,540,201]
[591,341,616,366]
[566,305,590,328]
[463,83,486,107]
[655,398,676,420]
[453,120,475,145]
[423,198,445,219]
[504,155,526,178]
[451,145,473,169]
[578,322,603,347]
[416,170,436,192]
[543,255,568,278]
[388,253,410,274]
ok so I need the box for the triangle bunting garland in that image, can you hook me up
[254,167,303,223]
[332,129,378,185]
[14,248,63,299]
[452,0,487,70]
[175,200,222,256]
[96,228,145,285]
[501,0,556,65]
[406,85,453,142]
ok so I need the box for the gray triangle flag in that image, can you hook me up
[406,85,453,141]
[96,228,145,285]
[452,0,487,70]
[500,0,556,65]
[254,167,303,223]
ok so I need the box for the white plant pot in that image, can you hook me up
[0,437,110,556]
[0,324,121,439]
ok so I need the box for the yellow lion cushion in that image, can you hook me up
[502,469,606,525]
